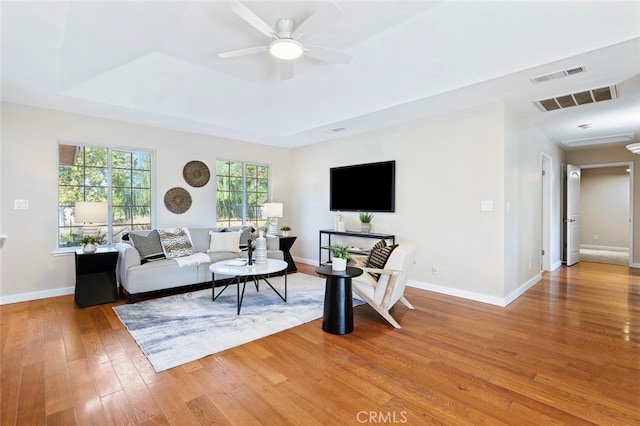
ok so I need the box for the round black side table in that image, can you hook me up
[315,265,363,335]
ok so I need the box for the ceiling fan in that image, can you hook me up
[218,1,353,80]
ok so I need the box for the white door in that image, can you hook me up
[566,164,581,266]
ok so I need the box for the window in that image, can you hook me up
[216,160,269,228]
[58,143,153,248]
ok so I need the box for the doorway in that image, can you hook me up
[579,164,632,266]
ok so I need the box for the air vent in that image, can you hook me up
[534,85,617,112]
[530,66,587,84]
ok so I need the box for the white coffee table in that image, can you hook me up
[209,259,288,314]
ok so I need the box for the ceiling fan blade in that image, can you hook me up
[280,60,294,80]
[304,45,352,65]
[218,45,268,58]
[292,2,344,40]
[229,1,278,39]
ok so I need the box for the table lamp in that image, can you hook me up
[75,201,107,238]
[263,202,283,236]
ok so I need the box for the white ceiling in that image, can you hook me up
[2,1,639,149]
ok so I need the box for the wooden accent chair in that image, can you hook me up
[351,243,415,328]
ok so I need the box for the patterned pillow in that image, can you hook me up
[157,227,194,258]
[129,230,165,264]
[366,244,398,281]
[364,240,387,266]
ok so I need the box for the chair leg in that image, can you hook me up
[399,296,414,309]
[380,311,402,329]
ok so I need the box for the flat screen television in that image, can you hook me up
[330,160,395,212]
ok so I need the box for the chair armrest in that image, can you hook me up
[359,266,401,276]
[350,254,368,268]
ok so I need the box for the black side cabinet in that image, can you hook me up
[74,248,119,308]
[279,236,297,272]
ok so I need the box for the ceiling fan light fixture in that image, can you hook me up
[269,39,303,60]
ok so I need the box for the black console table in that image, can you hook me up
[74,247,119,308]
[318,229,395,266]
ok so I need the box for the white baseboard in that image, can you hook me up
[294,256,318,267]
[0,286,74,305]
[407,273,541,308]
[406,280,508,307]
[503,273,542,306]
[550,260,563,271]
[580,244,629,252]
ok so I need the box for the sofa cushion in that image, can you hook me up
[208,230,242,253]
[129,230,165,264]
[157,227,194,258]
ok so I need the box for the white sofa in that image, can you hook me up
[115,226,283,302]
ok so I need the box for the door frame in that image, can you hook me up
[541,154,552,271]
[579,161,634,267]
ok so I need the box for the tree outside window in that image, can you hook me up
[216,160,269,228]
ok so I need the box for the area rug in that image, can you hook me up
[113,273,363,372]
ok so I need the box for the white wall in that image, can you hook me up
[0,102,291,302]
[1,100,566,305]
[290,102,564,306]
[580,166,630,248]
[503,106,565,302]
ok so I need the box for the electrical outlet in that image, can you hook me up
[431,265,438,275]
[593,234,599,241]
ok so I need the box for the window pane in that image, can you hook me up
[133,152,151,170]
[112,151,131,169]
[132,170,150,188]
[84,147,108,167]
[112,169,131,187]
[215,160,269,227]
[58,143,153,248]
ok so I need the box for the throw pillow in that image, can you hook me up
[157,227,194,258]
[129,230,165,264]
[207,231,241,253]
[366,244,398,281]
[364,239,387,266]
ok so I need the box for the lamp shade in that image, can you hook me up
[75,201,107,224]
[263,202,283,218]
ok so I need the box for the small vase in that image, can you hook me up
[82,243,97,254]
[281,230,289,237]
[332,257,347,271]
[254,231,267,264]
[360,222,372,233]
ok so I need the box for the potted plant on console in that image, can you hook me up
[80,235,101,254]
[330,245,349,271]
[280,225,292,237]
[359,212,374,233]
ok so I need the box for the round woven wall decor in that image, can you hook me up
[164,187,192,214]
[183,160,210,187]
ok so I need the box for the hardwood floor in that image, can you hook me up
[1,261,639,425]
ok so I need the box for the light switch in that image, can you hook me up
[480,200,493,211]
[14,199,29,210]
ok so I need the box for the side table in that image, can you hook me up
[279,236,297,272]
[315,265,363,335]
[74,247,119,308]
